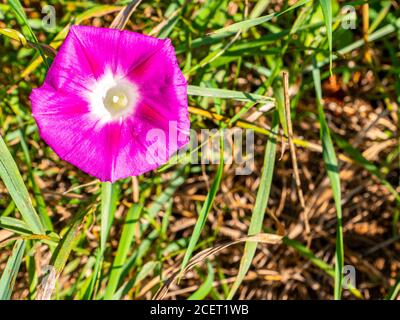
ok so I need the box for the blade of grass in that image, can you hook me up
[369,1,391,34]
[0,135,45,235]
[318,0,333,72]
[81,248,102,300]
[187,85,274,103]
[104,204,142,300]
[334,134,400,204]
[114,260,158,299]
[179,132,225,275]
[187,262,214,300]
[17,5,122,80]
[227,110,279,299]
[8,0,49,68]
[305,17,400,72]
[0,27,27,45]
[386,274,400,300]
[284,237,363,299]
[0,239,26,300]
[312,57,344,300]
[177,0,310,53]
[40,208,88,299]
[50,209,87,275]
[84,182,118,300]
[213,0,310,34]
[30,171,53,231]
[100,182,117,252]
[114,171,185,288]
[142,168,186,234]
[156,233,282,299]
[14,120,53,231]
[249,0,271,19]
[0,216,31,235]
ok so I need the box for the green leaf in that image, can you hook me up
[0,135,45,235]
[228,110,279,299]
[312,57,343,300]
[0,239,26,300]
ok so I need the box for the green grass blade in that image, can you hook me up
[104,204,142,300]
[114,260,158,299]
[40,209,87,298]
[179,133,225,274]
[7,0,49,68]
[82,182,118,300]
[213,0,310,34]
[100,182,117,252]
[0,239,26,300]
[19,5,122,79]
[16,124,53,232]
[305,17,400,72]
[250,0,271,19]
[318,0,333,72]
[50,209,86,275]
[228,110,279,299]
[179,0,310,52]
[0,217,31,235]
[386,275,400,300]
[284,237,334,276]
[188,262,214,300]
[187,85,274,103]
[284,237,363,299]
[312,57,344,300]
[0,135,45,235]
[0,27,27,45]
[30,171,53,231]
[143,169,186,234]
[334,134,400,203]
[81,248,102,300]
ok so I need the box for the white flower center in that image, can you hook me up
[86,70,139,123]
[103,85,131,115]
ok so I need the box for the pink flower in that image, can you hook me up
[30,26,190,182]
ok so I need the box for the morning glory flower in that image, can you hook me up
[30,26,190,182]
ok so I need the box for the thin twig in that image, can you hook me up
[282,72,308,233]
